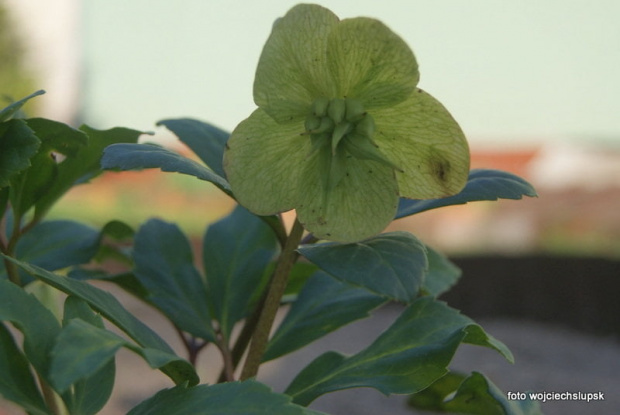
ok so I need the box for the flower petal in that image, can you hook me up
[254,4,339,124]
[223,109,308,214]
[373,89,470,199]
[327,17,419,109]
[296,150,399,243]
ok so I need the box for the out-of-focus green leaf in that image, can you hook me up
[285,297,513,406]
[409,371,543,415]
[203,206,278,337]
[0,90,44,122]
[423,245,462,297]
[60,296,115,415]
[127,381,327,415]
[2,256,199,387]
[0,118,39,188]
[133,219,216,341]
[264,272,385,362]
[157,118,229,179]
[298,231,427,303]
[396,169,537,219]
[101,143,232,195]
[100,219,135,240]
[0,322,49,415]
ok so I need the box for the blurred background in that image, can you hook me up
[2,1,619,414]
[3,0,619,256]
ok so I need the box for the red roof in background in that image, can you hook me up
[470,148,539,179]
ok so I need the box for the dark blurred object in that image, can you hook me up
[443,255,620,336]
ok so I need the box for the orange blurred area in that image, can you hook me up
[47,141,620,257]
[389,143,620,256]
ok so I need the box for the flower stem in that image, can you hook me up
[240,217,304,380]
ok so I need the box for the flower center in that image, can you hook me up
[304,98,402,191]
[304,97,373,156]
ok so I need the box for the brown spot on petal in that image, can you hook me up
[430,157,452,184]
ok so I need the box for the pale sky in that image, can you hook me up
[10,0,620,146]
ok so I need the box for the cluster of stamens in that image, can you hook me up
[304,97,374,156]
[303,97,401,191]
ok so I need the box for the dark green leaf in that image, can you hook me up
[0,323,49,415]
[37,125,143,219]
[0,90,45,122]
[298,231,427,303]
[51,319,190,397]
[10,118,88,216]
[16,220,99,271]
[93,220,135,264]
[396,169,538,219]
[423,245,462,297]
[127,381,327,415]
[409,371,542,415]
[0,118,40,188]
[61,296,115,415]
[157,118,229,179]
[264,272,385,362]
[286,297,513,406]
[100,219,135,240]
[101,143,232,195]
[203,205,278,337]
[0,278,60,390]
[26,118,87,157]
[0,187,8,223]
[69,268,149,300]
[50,320,122,393]
[408,371,468,410]
[1,256,199,386]
[133,219,216,341]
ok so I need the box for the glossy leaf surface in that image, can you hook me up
[286,297,512,405]
[298,231,427,303]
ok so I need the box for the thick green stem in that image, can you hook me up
[240,218,304,380]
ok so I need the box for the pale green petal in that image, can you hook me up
[372,89,470,199]
[254,4,339,124]
[223,109,308,215]
[296,151,399,243]
[327,17,419,109]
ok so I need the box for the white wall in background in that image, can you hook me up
[5,0,81,124]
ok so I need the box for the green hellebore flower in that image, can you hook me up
[223,4,470,243]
